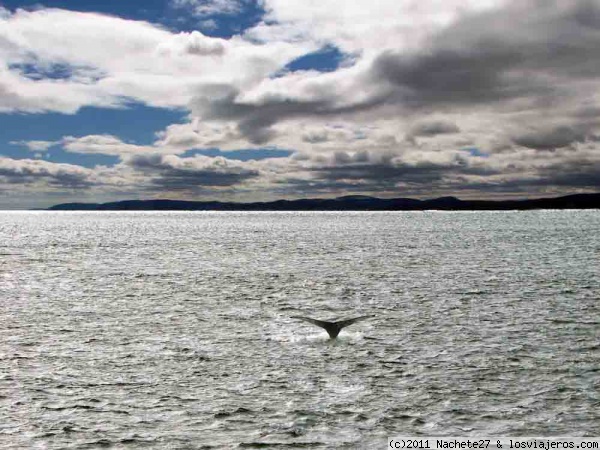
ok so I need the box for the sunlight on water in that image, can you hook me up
[1,211,599,448]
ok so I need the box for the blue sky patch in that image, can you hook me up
[2,144,120,168]
[180,1,265,38]
[9,62,91,81]
[2,104,186,146]
[466,147,488,157]
[0,0,265,37]
[2,104,187,167]
[0,0,174,22]
[283,45,347,73]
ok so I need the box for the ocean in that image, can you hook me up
[1,211,599,448]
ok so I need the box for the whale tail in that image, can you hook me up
[291,315,375,339]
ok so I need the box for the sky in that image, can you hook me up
[1,0,600,208]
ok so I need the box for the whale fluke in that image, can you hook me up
[291,315,375,339]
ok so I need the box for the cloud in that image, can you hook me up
[0,64,122,113]
[171,0,249,17]
[182,0,600,162]
[287,149,499,191]
[61,125,258,157]
[0,7,312,113]
[4,0,600,205]
[156,31,225,57]
[199,19,219,31]
[512,125,587,151]
[369,0,600,112]
[251,0,505,55]
[61,135,156,156]
[408,119,461,138]
[154,120,250,151]
[124,153,260,189]
[10,140,57,151]
[187,65,388,144]
[2,135,600,203]
[0,156,95,188]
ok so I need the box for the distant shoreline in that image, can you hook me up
[46,193,600,211]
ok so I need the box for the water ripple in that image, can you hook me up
[1,211,599,448]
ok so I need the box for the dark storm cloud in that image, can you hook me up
[512,125,586,150]
[372,48,529,108]
[299,151,500,193]
[539,171,600,188]
[298,156,600,196]
[535,154,600,188]
[284,133,600,195]
[190,84,386,144]
[191,85,328,144]
[313,162,448,184]
[408,120,460,138]
[371,0,600,111]
[573,106,600,119]
[126,153,260,189]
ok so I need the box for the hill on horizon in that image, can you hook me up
[47,193,600,211]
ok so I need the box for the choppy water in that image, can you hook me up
[1,211,599,449]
